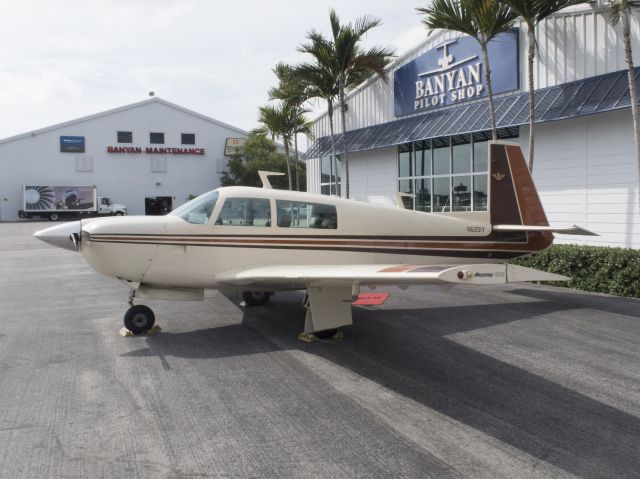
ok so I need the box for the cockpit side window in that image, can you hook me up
[276,200,337,229]
[214,197,271,226]
[170,190,219,224]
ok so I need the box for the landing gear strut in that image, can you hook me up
[123,289,156,334]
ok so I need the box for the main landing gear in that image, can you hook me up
[123,289,156,334]
[240,291,273,307]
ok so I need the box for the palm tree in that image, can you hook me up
[294,42,341,195]
[418,0,518,140]
[605,0,640,207]
[269,63,314,190]
[252,104,295,190]
[298,10,394,198]
[500,0,586,172]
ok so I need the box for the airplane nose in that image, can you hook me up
[34,221,81,252]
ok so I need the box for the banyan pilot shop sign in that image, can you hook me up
[394,31,519,117]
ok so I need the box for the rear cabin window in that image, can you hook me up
[276,200,337,229]
[215,197,271,226]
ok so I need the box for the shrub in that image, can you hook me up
[510,244,640,299]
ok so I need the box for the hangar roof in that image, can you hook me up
[0,97,249,145]
[304,67,640,160]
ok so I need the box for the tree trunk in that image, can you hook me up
[622,1,640,209]
[284,142,292,190]
[481,44,498,141]
[527,24,536,172]
[339,86,349,198]
[327,101,339,196]
[294,133,300,191]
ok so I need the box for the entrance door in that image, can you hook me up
[145,196,173,215]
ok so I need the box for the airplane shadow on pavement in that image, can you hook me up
[123,288,640,478]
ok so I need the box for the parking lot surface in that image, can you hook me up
[1,222,639,478]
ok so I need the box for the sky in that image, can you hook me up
[0,1,429,140]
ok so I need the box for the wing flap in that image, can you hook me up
[215,263,567,289]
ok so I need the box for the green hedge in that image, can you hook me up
[510,244,640,299]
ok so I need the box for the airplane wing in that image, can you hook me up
[215,263,568,290]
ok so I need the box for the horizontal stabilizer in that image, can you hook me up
[493,224,598,236]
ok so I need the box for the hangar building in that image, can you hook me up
[305,5,640,248]
[0,97,248,221]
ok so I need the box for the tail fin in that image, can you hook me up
[489,142,549,227]
[488,142,597,236]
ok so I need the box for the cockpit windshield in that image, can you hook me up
[170,190,219,224]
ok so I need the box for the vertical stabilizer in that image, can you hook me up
[489,142,549,227]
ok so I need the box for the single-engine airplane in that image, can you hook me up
[34,142,595,337]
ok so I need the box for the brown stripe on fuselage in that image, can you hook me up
[89,232,551,255]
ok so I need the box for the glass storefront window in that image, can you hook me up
[398,149,412,178]
[416,178,432,212]
[398,179,414,209]
[433,140,450,175]
[452,176,472,211]
[473,138,489,172]
[320,156,340,195]
[473,175,488,211]
[394,128,515,213]
[452,139,471,174]
[433,177,451,212]
[415,141,431,176]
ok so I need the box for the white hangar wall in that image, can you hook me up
[306,5,640,248]
[528,109,639,248]
[0,98,247,221]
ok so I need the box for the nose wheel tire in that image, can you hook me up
[124,305,155,334]
[240,291,273,307]
[49,213,59,221]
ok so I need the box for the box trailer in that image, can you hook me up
[18,185,127,221]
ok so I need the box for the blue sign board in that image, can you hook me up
[60,136,85,153]
[394,30,519,117]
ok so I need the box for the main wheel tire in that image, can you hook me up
[115,211,124,216]
[240,291,272,307]
[124,305,155,334]
[315,328,338,340]
[49,213,59,221]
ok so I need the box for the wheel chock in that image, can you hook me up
[297,330,344,343]
[298,332,317,342]
[119,325,162,337]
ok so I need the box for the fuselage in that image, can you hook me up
[78,186,552,290]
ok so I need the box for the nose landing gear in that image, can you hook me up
[123,289,156,335]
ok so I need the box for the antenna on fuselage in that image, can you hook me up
[394,192,415,209]
[258,171,285,189]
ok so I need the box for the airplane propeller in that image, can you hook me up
[34,221,82,252]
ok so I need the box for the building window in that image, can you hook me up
[181,133,195,145]
[117,131,133,143]
[320,155,341,196]
[397,128,517,213]
[150,132,164,144]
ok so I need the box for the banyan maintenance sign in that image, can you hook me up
[393,30,519,117]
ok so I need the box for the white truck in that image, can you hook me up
[18,185,127,221]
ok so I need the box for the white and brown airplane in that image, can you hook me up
[34,142,594,338]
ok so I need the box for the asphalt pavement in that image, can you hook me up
[0,221,639,478]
